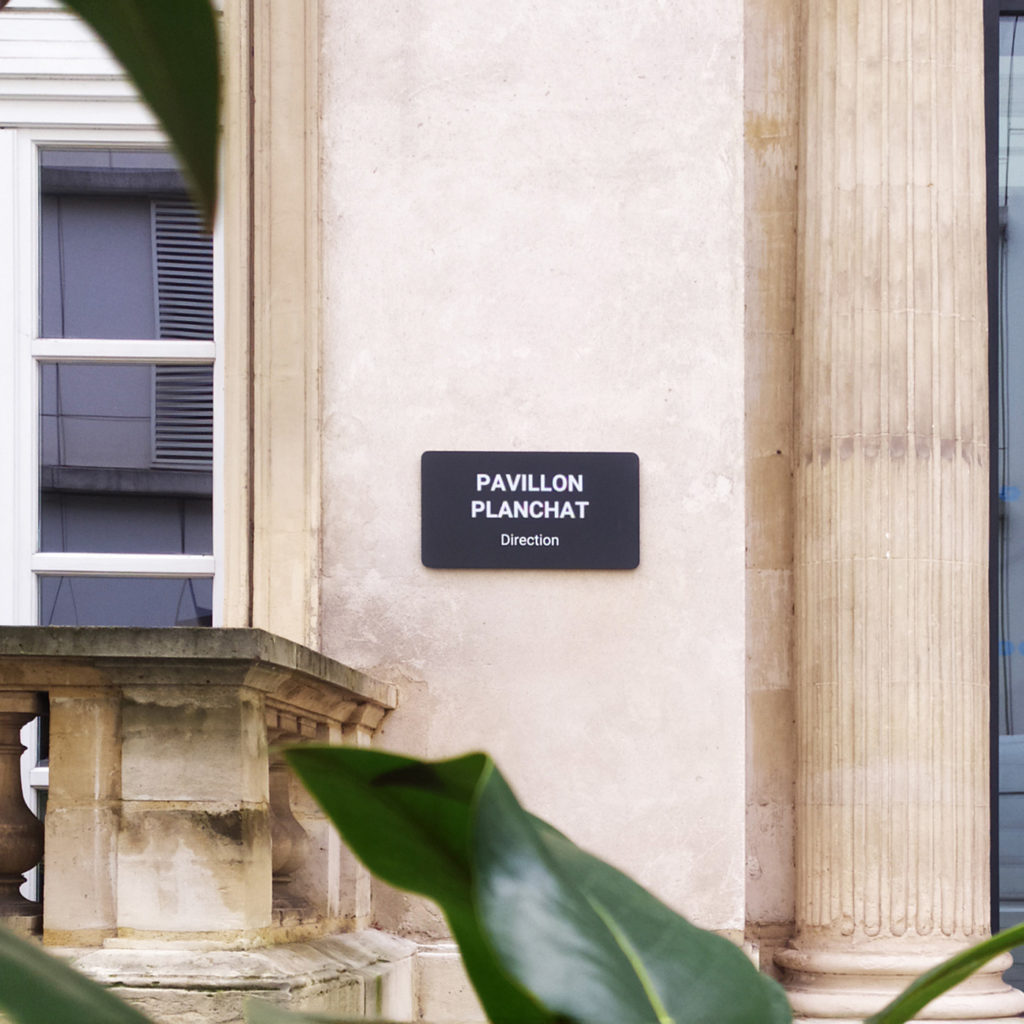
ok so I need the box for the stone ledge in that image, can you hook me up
[70,930,416,990]
[0,627,398,949]
[0,626,397,710]
[66,930,417,1023]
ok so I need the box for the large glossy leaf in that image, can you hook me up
[283,747,555,1024]
[55,0,220,226]
[287,747,790,1024]
[472,763,792,1024]
[864,920,1024,1024]
[0,925,155,1024]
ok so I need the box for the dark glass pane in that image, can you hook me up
[39,576,213,627]
[1000,16,1024,736]
[40,194,157,339]
[40,494,212,555]
[998,12,1024,988]
[38,149,211,341]
[37,715,49,766]
[39,362,213,554]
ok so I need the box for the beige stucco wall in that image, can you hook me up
[317,0,747,935]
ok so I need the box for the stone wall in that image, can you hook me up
[317,0,749,946]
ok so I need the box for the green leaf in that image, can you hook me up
[287,747,790,1024]
[865,920,1024,1024]
[534,820,791,1024]
[57,0,220,226]
[473,767,793,1024]
[283,747,556,1024]
[0,925,155,1024]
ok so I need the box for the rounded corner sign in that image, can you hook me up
[421,451,639,570]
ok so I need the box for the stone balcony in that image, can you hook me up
[0,627,422,1021]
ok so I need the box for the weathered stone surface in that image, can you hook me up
[0,628,396,710]
[0,627,395,948]
[415,942,486,1024]
[69,931,416,1024]
[121,686,267,804]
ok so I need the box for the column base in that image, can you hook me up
[0,907,42,937]
[776,946,1024,1021]
[0,879,42,936]
[70,929,417,1021]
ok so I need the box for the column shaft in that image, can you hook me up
[778,1,1024,1019]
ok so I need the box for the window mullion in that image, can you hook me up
[4,130,40,624]
[32,339,215,362]
[32,553,215,577]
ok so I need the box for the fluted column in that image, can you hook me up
[776,1,1024,1019]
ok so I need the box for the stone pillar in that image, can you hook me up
[45,687,121,946]
[249,0,323,647]
[776,1,1024,1019]
[115,680,273,945]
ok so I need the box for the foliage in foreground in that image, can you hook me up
[284,748,790,1024]
[2,748,1024,1024]
[62,0,220,226]
[0,0,221,226]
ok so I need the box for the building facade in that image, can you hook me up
[0,0,1021,1020]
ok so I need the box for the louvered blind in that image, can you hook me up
[152,366,214,469]
[151,197,214,468]
[153,198,214,340]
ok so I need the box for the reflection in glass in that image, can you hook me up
[39,362,213,555]
[998,14,1024,986]
[38,149,212,341]
[40,494,212,555]
[39,576,213,627]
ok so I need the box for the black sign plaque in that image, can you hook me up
[421,451,639,569]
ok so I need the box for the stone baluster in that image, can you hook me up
[266,709,315,917]
[0,693,44,934]
[268,750,310,886]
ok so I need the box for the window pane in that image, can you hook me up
[40,494,212,555]
[998,12,1024,988]
[40,194,157,338]
[39,576,213,627]
[38,149,212,341]
[39,362,213,554]
[999,16,1024,734]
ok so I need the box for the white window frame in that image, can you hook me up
[0,125,222,627]
[2,1,225,901]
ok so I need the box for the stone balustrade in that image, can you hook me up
[0,627,397,952]
[0,691,44,935]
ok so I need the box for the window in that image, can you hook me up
[0,6,223,907]
[0,136,220,902]
[0,138,219,627]
[996,5,1024,985]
